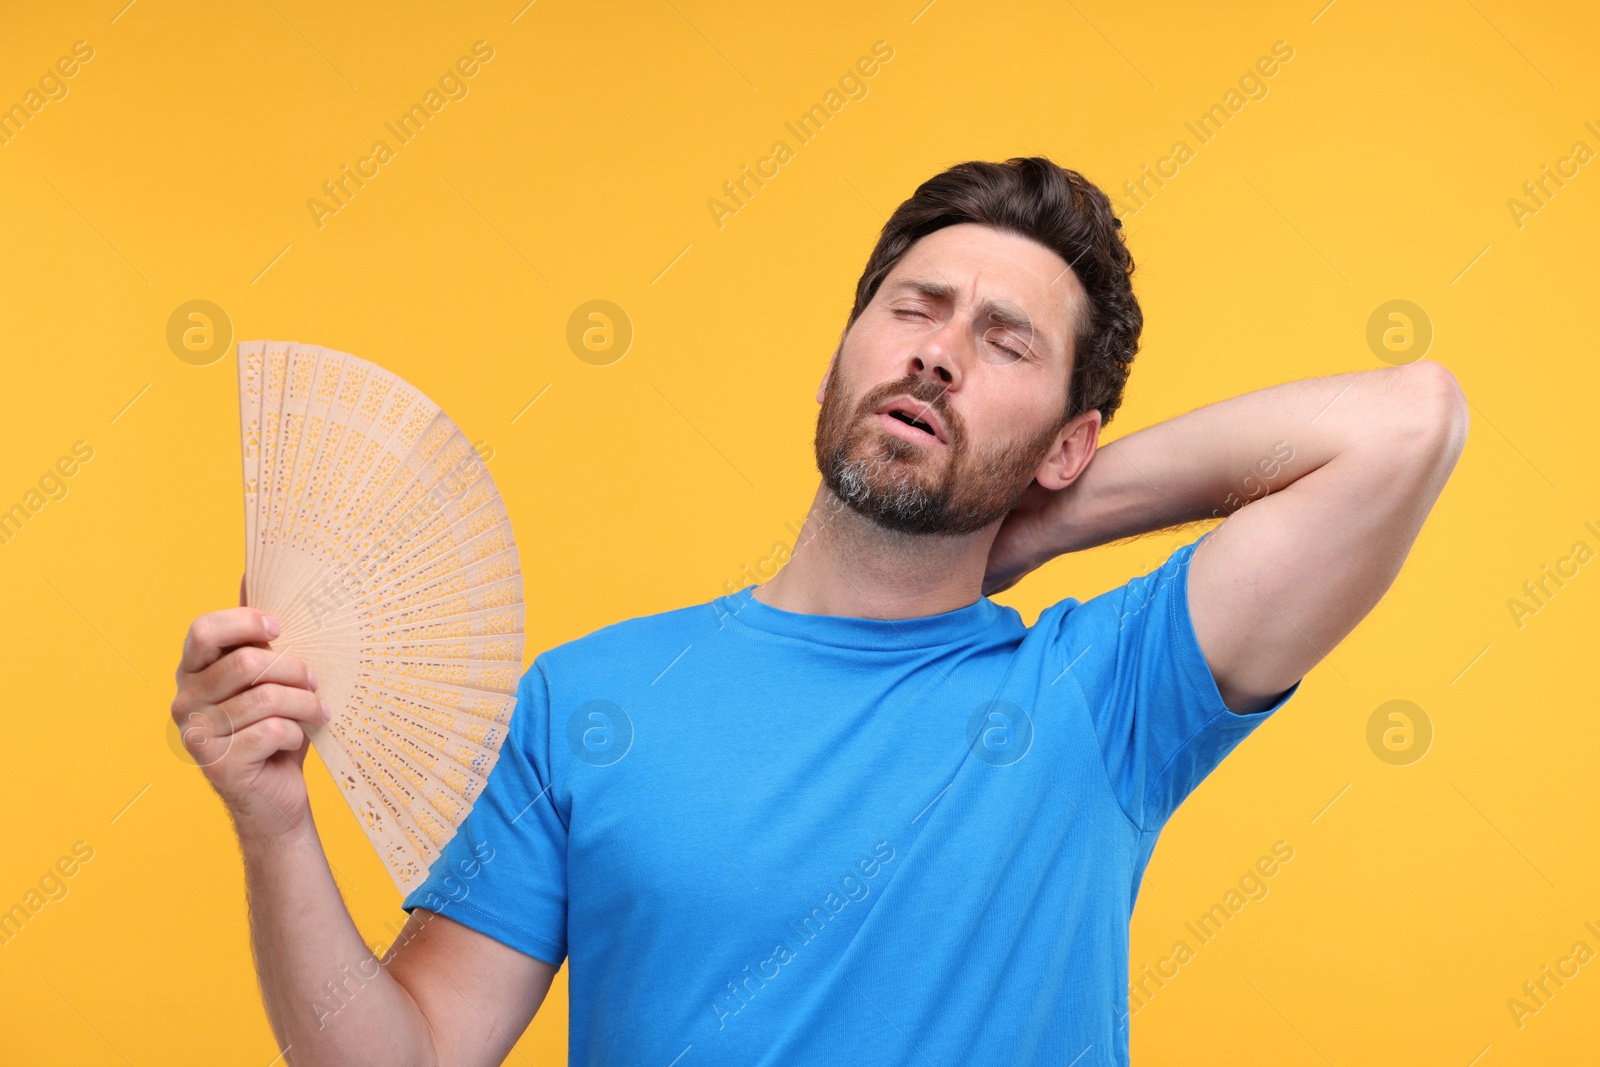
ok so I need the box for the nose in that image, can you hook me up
[907,317,967,391]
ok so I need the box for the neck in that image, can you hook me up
[751,483,999,620]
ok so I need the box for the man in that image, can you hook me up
[172,157,1468,1065]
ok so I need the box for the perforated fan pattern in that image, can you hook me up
[238,340,524,892]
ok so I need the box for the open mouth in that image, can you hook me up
[886,410,937,437]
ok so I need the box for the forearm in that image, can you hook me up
[242,823,436,1066]
[1045,361,1441,554]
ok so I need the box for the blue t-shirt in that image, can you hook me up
[401,531,1299,1065]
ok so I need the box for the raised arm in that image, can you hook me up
[991,359,1469,714]
[173,600,558,1065]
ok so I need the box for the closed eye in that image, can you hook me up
[893,307,1028,360]
[986,332,1028,360]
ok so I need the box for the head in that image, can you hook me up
[813,157,1141,536]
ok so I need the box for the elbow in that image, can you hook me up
[1397,359,1469,470]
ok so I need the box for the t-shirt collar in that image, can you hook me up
[716,583,1005,650]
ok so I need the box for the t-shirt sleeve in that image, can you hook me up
[1039,530,1301,833]
[399,657,568,966]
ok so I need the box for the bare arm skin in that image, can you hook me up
[997,359,1469,713]
[173,592,558,1065]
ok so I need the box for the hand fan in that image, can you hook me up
[237,339,524,893]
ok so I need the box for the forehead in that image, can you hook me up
[881,222,1086,345]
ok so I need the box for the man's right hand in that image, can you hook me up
[172,580,560,1064]
[171,576,330,842]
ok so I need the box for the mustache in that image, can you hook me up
[860,378,956,431]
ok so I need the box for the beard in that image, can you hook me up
[813,363,1065,537]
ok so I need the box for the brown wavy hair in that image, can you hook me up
[845,157,1142,428]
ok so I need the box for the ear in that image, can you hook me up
[1031,409,1101,491]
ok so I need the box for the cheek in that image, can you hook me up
[848,333,891,377]
[982,393,1060,455]
[835,342,895,404]
[964,382,1023,432]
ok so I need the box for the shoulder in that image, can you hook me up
[528,592,724,687]
[1031,533,1203,644]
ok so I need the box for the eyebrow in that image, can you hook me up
[883,277,1056,358]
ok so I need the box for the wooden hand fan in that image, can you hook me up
[237,339,524,893]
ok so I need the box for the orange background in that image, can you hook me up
[1,1,1595,1063]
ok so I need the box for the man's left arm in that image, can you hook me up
[1016,360,1470,715]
